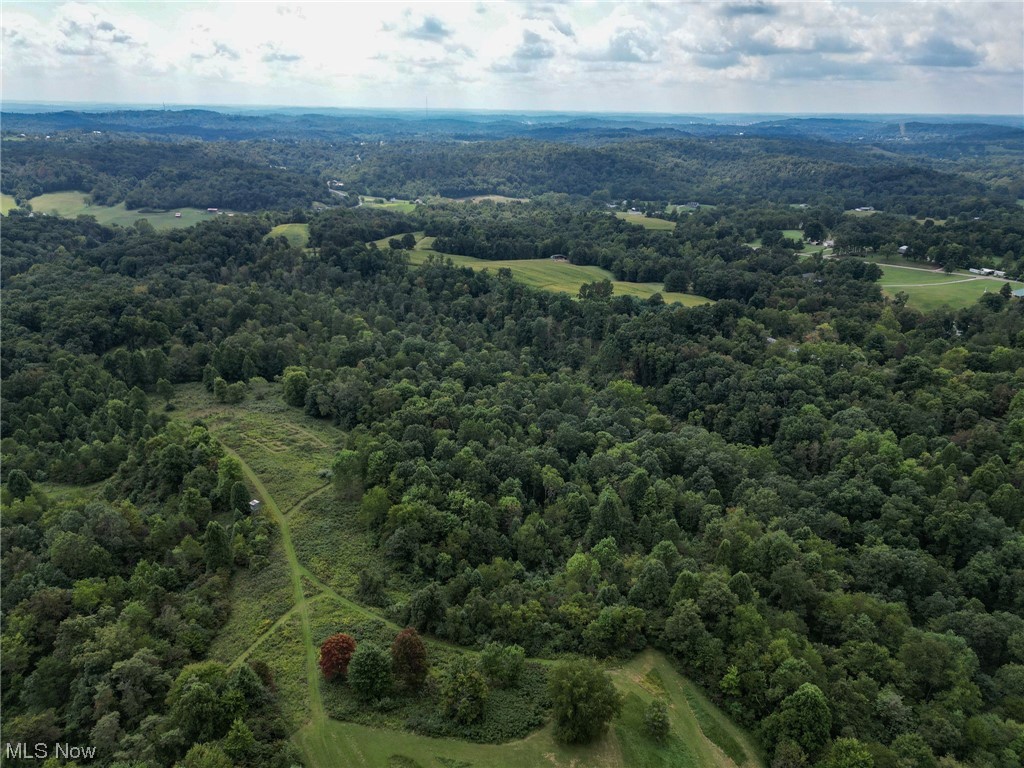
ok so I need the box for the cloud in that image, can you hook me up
[404,15,452,42]
[55,9,138,56]
[720,2,779,18]
[904,36,981,68]
[515,30,555,60]
[192,40,239,61]
[581,27,658,63]
[261,43,302,63]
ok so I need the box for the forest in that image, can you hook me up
[1,107,1023,768]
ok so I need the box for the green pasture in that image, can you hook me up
[26,191,210,229]
[398,235,711,307]
[361,197,418,213]
[1,193,17,214]
[268,222,311,248]
[877,264,1023,311]
[615,212,677,230]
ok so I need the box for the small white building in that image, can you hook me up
[249,499,261,513]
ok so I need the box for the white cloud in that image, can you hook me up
[1,1,1020,114]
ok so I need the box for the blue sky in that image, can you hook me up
[3,1,1022,115]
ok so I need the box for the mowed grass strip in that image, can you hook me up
[27,190,210,229]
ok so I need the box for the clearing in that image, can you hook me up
[383,234,712,307]
[268,222,311,248]
[26,190,211,229]
[876,264,1023,312]
[614,212,677,231]
[1,193,17,215]
[172,384,763,768]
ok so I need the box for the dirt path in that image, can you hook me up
[219,444,329,753]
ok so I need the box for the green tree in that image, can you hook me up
[333,449,363,502]
[6,469,32,500]
[778,683,832,756]
[819,738,873,768]
[204,521,232,571]
[281,367,310,407]
[222,717,256,763]
[179,743,233,768]
[347,643,393,701]
[643,699,670,743]
[548,659,623,744]
[480,642,525,688]
[439,656,489,725]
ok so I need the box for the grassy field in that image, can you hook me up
[615,212,677,230]
[361,197,418,213]
[26,191,211,229]
[1,193,17,214]
[176,384,762,768]
[877,264,1024,311]
[268,222,311,248]
[399,235,712,307]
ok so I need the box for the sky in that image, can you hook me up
[3,1,1023,116]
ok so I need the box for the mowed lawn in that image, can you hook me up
[1,193,17,214]
[267,222,311,248]
[400,236,712,307]
[27,190,212,229]
[615,211,677,230]
[878,264,1024,312]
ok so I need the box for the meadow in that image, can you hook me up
[876,264,1024,312]
[268,222,311,248]
[402,235,712,307]
[26,190,214,229]
[615,211,677,230]
[1,193,17,214]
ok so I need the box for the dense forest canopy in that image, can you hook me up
[1,113,1023,768]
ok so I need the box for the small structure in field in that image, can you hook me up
[898,245,909,255]
[174,212,182,218]
[249,499,261,513]
[550,254,568,262]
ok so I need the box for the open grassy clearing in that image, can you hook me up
[173,383,340,510]
[361,197,418,213]
[877,264,1023,311]
[26,190,213,229]
[614,211,677,230]
[452,194,531,204]
[268,222,311,248]
[398,235,712,307]
[1,193,18,214]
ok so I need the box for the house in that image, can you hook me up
[207,208,218,213]
[249,499,261,513]
[992,270,1006,278]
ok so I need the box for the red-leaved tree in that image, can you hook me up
[391,627,428,691]
[319,633,357,681]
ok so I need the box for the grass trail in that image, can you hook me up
[219,444,329,757]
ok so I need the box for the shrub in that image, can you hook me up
[391,627,428,691]
[347,643,393,701]
[548,659,622,744]
[480,643,525,688]
[643,699,670,743]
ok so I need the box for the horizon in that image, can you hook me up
[3,100,1022,123]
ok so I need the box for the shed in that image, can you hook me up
[249,499,261,513]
